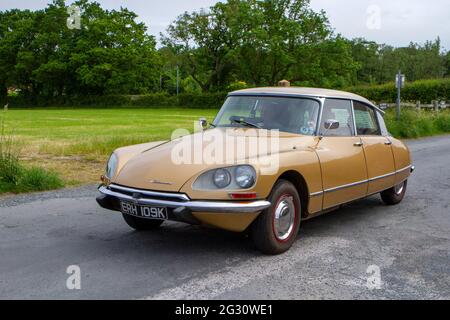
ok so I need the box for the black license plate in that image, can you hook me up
[120,201,168,220]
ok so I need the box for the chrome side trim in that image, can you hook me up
[324,179,368,193]
[109,184,190,202]
[369,172,396,182]
[396,165,412,174]
[310,191,324,197]
[310,165,414,197]
[99,186,271,214]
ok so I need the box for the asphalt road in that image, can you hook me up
[1,135,449,300]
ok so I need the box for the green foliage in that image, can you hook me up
[0,118,21,185]
[0,116,64,193]
[182,76,202,94]
[8,92,228,108]
[349,38,446,85]
[0,0,160,100]
[18,166,64,192]
[385,109,450,139]
[348,79,450,103]
[0,147,22,185]
[1,0,449,104]
[162,0,343,89]
[227,81,248,91]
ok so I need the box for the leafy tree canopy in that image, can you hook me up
[0,0,448,103]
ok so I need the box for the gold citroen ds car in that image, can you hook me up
[97,87,414,255]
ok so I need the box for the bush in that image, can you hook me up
[0,157,64,194]
[0,155,22,186]
[385,109,450,139]
[19,167,64,192]
[0,117,64,194]
[227,81,248,91]
[348,78,450,103]
[8,92,228,109]
[0,120,21,185]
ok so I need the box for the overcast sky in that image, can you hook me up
[1,0,449,49]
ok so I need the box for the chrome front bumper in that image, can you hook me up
[97,184,271,214]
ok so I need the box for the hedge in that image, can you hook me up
[347,78,450,103]
[7,78,449,108]
[8,92,228,109]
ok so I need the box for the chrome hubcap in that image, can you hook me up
[274,196,296,241]
[394,182,405,195]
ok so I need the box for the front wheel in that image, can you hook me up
[251,180,301,255]
[381,180,408,205]
[122,213,164,231]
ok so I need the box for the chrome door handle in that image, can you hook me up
[354,142,363,147]
[385,141,393,146]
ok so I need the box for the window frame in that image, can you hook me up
[319,98,356,137]
[224,94,387,138]
[352,100,383,137]
[216,94,322,135]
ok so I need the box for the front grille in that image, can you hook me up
[109,184,190,203]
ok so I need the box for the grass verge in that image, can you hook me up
[0,117,64,194]
[1,107,449,190]
[385,109,450,139]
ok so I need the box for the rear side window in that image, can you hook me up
[353,101,381,136]
[376,111,390,136]
[320,99,354,136]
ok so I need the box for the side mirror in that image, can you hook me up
[324,120,340,130]
[199,118,208,130]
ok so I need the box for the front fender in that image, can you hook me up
[111,141,168,181]
[179,146,323,215]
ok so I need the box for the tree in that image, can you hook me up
[235,0,332,86]
[291,37,359,88]
[162,2,239,91]
[0,9,37,103]
[348,37,447,85]
[69,0,161,95]
[162,0,334,90]
[445,51,450,77]
[0,0,161,100]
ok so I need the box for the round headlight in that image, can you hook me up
[235,166,256,189]
[106,153,118,179]
[213,168,232,189]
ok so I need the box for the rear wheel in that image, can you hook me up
[251,180,301,255]
[122,214,164,231]
[381,180,408,205]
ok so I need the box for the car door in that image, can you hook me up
[353,101,396,195]
[315,99,368,210]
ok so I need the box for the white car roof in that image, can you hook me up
[230,87,382,113]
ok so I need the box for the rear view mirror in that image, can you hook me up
[199,118,208,130]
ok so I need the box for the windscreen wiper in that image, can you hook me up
[231,119,262,129]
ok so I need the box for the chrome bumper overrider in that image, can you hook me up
[98,185,271,214]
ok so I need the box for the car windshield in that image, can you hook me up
[213,96,320,135]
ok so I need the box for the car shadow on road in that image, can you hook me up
[92,195,387,259]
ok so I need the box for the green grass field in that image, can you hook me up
[1,107,449,189]
[1,108,218,185]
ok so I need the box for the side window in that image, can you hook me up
[353,101,381,136]
[320,99,354,136]
[376,111,390,136]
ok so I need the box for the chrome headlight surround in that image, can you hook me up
[193,165,257,191]
[105,153,118,180]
